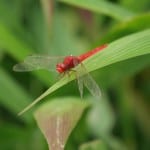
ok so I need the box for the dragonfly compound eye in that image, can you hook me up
[56,63,66,73]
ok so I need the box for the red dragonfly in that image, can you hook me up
[13,45,107,111]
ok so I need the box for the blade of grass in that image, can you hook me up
[0,23,31,59]
[19,29,150,115]
[0,23,53,86]
[59,0,135,21]
[96,54,150,89]
[85,29,150,71]
[99,13,150,43]
[0,68,32,123]
[0,124,45,150]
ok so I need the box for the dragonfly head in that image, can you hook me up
[56,56,80,73]
[56,63,66,73]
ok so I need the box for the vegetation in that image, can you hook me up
[0,0,149,150]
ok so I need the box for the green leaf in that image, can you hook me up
[87,96,115,136]
[0,23,31,59]
[0,68,32,123]
[120,0,150,12]
[99,13,150,43]
[0,0,21,30]
[0,23,53,86]
[87,98,127,150]
[59,0,135,21]
[96,54,150,88]
[0,124,46,150]
[79,140,108,150]
[19,29,150,115]
[34,97,90,150]
[85,29,150,71]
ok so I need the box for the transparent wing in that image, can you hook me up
[75,69,84,98]
[82,72,101,99]
[13,55,64,72]
[75,63,101,99]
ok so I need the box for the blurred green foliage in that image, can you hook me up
[0,0,149,150]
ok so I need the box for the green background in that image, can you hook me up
[0,0,150,150]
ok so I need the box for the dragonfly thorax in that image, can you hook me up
[56,55,80,73]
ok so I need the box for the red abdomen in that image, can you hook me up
[78,44,107,61]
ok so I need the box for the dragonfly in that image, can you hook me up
[13,44,107,114]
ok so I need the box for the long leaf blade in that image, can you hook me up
[19,29,150,115]
[60,0,135,21]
